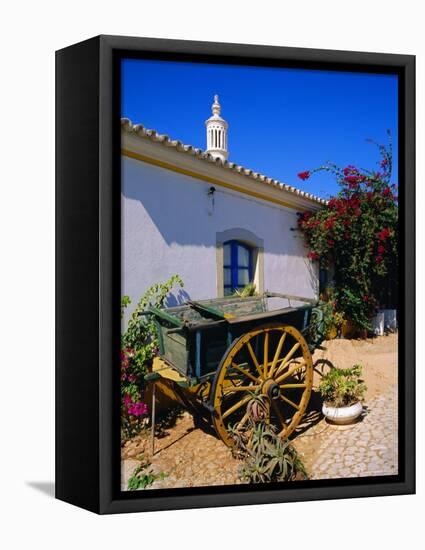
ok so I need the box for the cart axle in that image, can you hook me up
[262,379,280,400]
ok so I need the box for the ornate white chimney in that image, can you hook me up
[205,95,228,162]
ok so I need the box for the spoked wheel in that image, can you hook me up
[211,323,313,447]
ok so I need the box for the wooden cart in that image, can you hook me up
[144,292,324,447]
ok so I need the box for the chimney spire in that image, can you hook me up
[205,94,228,162]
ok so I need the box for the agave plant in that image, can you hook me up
[229,394,308,483]
[240,422,308,483]
[228,392,268,458]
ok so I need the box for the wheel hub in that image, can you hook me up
[262,378,281,400]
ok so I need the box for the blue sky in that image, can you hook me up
[121,58,398,199]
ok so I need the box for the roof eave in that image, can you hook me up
[121,118,327,212]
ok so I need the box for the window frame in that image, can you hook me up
[223,240,253,295]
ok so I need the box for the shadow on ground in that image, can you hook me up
[26,481,55,498]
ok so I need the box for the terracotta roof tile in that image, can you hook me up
[121,118,327,206]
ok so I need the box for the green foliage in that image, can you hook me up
[337,288,371,331]
[319,364,367,407]
[297,135,398,331]
[234,283,258,297]
[318,301,344,336]
[238,422,308,483]
[230,394,308,483]
[121,275,184,441]
[122,274,184,352]
[319,288,345,331]
[127,461,167,491]
[121,295,131,319]
[302,306,324,350]
[302,289,345,349]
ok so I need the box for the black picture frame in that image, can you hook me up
[56,35,415,514]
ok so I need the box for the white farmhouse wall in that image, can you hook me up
[122,156,318,323]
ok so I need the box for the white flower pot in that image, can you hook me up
[322,401,363,425]
[371,311,385,336]
[382,309,397,331]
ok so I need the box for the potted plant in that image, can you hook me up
[319,364,367,424]
[318,288,345,339]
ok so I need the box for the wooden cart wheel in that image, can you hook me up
[211,323,313,447]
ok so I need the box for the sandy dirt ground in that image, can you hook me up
[121,333,398,490]
[312,332,397,398]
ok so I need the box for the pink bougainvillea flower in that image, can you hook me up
[307,251,319,261]
[344,175,361,186]
[123,394,132,407]
[128,402,148,417]
[343,165,358,176]
[382,187,391,197]
[377,228,391,241]
[377,244,385,254]
[120,352,129,369]
[324,217,335,230]
[376,255,383,263]
[297,171,310,181]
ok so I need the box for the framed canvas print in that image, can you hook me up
[56,35,415,514]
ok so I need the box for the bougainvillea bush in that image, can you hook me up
[297,135,398,331]
[120,275,184,440]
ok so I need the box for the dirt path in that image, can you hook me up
[312,332,398,399]
[121,333,398,490]
[121,411,240,489]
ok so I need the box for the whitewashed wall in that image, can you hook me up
[122,156,318,323]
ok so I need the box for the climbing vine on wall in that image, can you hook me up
[120,275,184,440]
[297,133,398,330]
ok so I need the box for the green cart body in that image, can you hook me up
[151,293,321,383]
[144,292,325,446]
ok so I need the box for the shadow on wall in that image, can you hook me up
[165,288,191,307]
[305,256,320,298]
[122,158,307,257]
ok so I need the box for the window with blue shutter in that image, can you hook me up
[223,240,253,296]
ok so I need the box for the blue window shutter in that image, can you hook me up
[223,240,253,293]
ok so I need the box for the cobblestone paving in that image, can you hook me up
[293,385,398,479]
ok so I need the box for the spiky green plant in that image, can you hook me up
[240,422,307,483]
[234,283,257,297]
[229,394,308,483]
